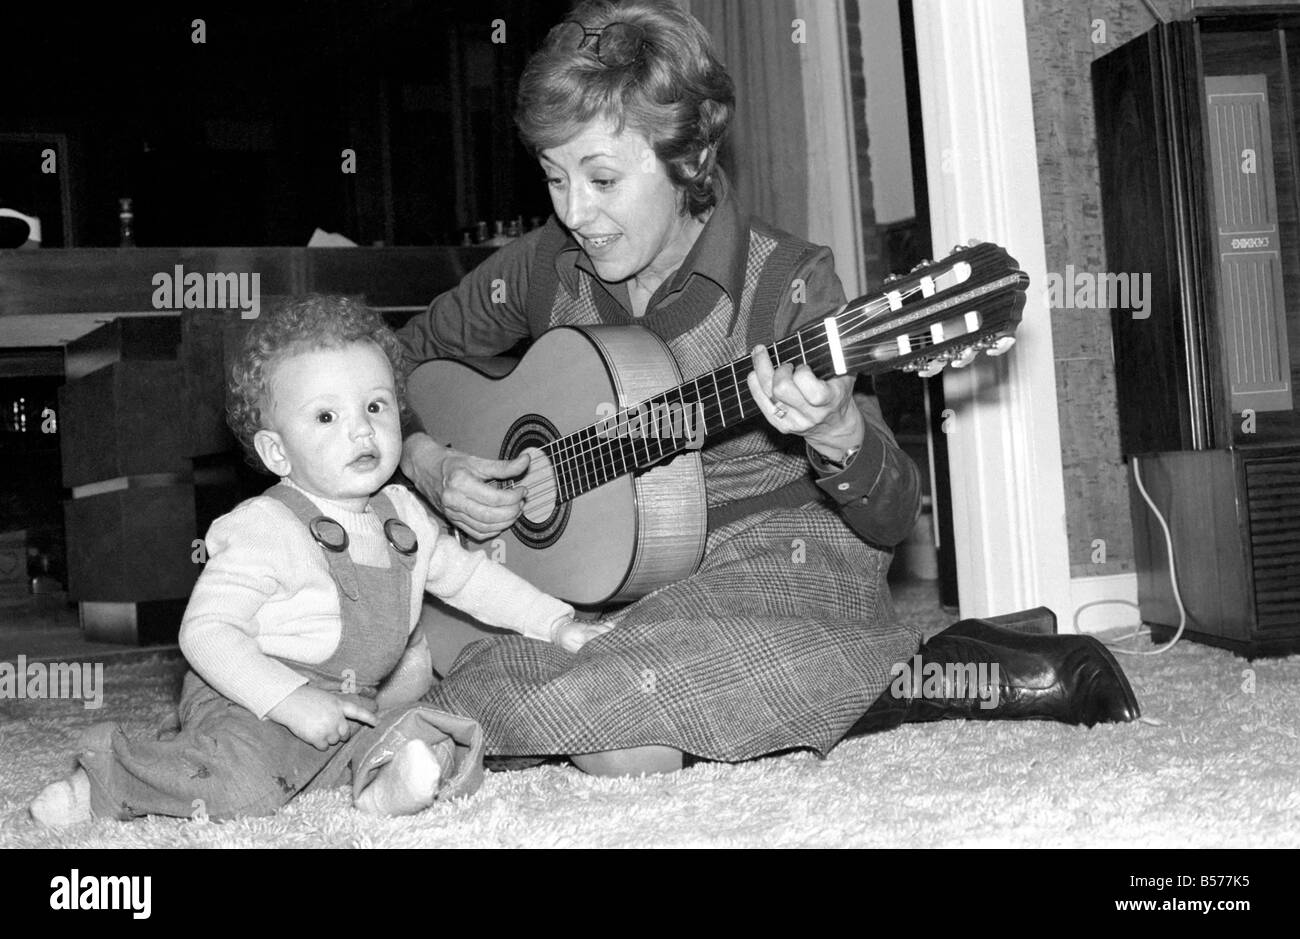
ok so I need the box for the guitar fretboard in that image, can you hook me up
[540,329,836,505]
[533,244,1021,506]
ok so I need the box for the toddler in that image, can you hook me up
[31,295,606,825]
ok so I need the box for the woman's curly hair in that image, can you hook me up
[226,295,410,471]
[517,0,735,219]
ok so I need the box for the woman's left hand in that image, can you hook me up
[747,343,866,462]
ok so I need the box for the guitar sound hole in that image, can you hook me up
[500,413,570,550]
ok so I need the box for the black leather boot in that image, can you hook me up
[845,616,1140,738]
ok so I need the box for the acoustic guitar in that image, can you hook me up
[408,241,1029,607]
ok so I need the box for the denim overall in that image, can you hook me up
[80,484,485,821]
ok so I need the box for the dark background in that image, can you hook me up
[1,0,570,247]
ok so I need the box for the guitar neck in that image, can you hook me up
[629,326,831,442]
[539,242,1026,506]
[539,318,844,507]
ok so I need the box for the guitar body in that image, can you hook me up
[407,242,1030,639]
[407,325,708,607]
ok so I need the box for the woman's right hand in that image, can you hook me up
[400,432,529,541]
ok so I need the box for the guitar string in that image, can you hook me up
[520,284,1012,505]
[512,292,998,507]
[538,282,910,482]
[540,273,1014,496]
[536,246,1014,486]
[526,335,916,505]
[520,275,1018,505]
[530,310,1005,506]
[521,290,902,504]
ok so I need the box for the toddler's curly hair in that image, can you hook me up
[226,295,410,470]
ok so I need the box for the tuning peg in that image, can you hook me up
[909,259,932,273]
[985,335,1017,356]
[884,272,902,284]
[917,359,947,378]
[950,346,979,368]
[951,244,967,254]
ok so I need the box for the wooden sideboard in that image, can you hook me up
[0,245,496,347]
[0,244,496,641]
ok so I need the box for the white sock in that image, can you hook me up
[30,769,93,827]
[355,739,446,817]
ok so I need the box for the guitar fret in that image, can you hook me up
[571,434,588,497]
[779,336,797,370]
[621,406,634,473]
[796,330,807,367]
[681,387,691,447]
[591,423,607,493]
[643,400,657,461]
[559,432,577,499]
[661,394,673,453]
[592,426,609,491]
[712,372,726,428]
[593,425,610,490]
[610,411,627,479]
[641,400,655,463]
[549,442,567,504]
[582,426,595,494]
[595,418,608,486]
[602,422,620,486]
[567,433,585,499]
[730,363,744,419]
[645,399,658,454]
[562,432,579,499]
[631,403,646,468]
[688,391,700,445]
[569,440,584,500]
[621,426,637,476]
[653,396,667,462]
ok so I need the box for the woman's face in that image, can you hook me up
[540,120,697,285]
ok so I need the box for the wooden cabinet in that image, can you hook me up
[1094,11,1300,656]
[1094,12,1300,453]
[6,245,492,643]
[1132,447,1300,656]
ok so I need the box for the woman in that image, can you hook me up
[398,0,1138,776]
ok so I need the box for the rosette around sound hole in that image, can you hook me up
[500,413,570,549]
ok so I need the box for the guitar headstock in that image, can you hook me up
[834,242,1029,379]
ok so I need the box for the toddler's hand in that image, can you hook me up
[267,686,377,750]
[552,616,613,653]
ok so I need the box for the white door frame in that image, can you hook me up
[911,0,1075,623]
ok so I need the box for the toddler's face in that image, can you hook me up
[253,341,402,506]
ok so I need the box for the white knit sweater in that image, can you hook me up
[179,481,574,719]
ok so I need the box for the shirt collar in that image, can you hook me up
[555,171,748,308]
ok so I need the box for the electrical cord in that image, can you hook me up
[1074,455,1187,655]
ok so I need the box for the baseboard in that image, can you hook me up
[1069,572,1140,635]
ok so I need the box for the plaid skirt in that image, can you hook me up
[422,502,924,761]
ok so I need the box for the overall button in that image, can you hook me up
[309,516,349,552]
[384,518,419,555]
